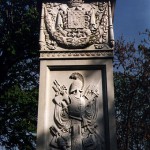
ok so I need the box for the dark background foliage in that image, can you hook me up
[0,0,41,149]
[114,32,150,150]
[0,0,149,149]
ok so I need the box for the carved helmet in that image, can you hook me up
[69,72,84,94]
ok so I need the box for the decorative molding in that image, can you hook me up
[40,50,113,59]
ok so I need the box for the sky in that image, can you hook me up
[114,0,150,43]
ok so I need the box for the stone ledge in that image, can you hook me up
[40,50,113,59]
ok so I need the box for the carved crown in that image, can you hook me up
[68,0,84,7]
[69,0,84,3]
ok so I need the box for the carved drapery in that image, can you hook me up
[39,0,114,51]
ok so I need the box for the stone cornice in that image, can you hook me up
[40,50,113,59]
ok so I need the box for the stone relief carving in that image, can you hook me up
[50,72,104,150]
[40,50,113,59]
[39,0,114,50]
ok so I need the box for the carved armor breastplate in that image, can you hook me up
[68,95,85,120]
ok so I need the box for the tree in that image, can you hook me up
[114,29,150,150]
[0,0,41,88]
[0,0,41,149]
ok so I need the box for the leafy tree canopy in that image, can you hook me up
[114,29,150,150]
[0,0,41,87]
[0,0,41,149]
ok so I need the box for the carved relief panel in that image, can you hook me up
[39,0,114,51]
[47,68,107,150]
[37,1,117,150]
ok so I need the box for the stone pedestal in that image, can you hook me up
[37,1,117,150]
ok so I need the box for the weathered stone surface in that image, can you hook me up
[39,0,115,51]
[37,0,117,150]
[37,60,117,150]
[39,50,113,59]
[49,71,103,149]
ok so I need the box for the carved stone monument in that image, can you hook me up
[37,0,117,150]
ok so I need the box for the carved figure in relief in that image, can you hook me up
[50,72,104,150]
[39,0,114,50]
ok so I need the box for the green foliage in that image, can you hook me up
[0,0,40,149]
[114,29,150,150]
[0,0,40,85]
[0,85,38,149]
[0,58,39,149]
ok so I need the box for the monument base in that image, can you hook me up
[37,52,117,150]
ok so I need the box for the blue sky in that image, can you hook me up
[114,0,150,43]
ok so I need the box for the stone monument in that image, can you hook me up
[37,0,117,150]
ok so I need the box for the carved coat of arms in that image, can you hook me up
[39,0,114,50]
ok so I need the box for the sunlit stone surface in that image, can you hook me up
[37,0,117,150]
